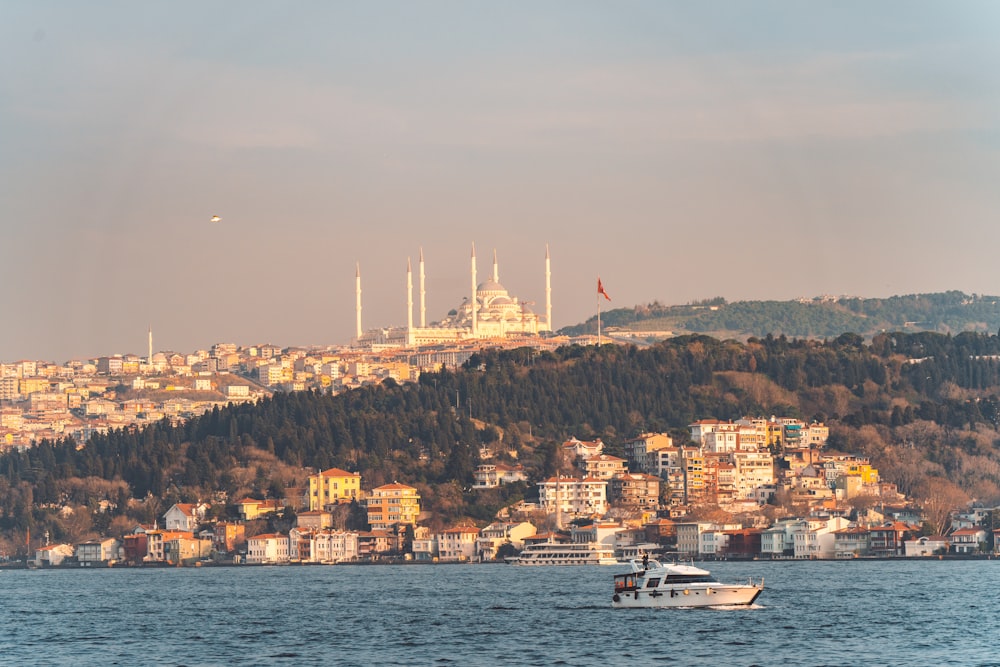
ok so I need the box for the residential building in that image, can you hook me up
[472,463,528,489]
[608,472,660,509]
[582,454,627,480]
[366,483,421,530]
[732,451,776,501]
[475,521,536,561]
[623,432,672,473]
[950,527,986,554]
[296,510,333,530]
[537,476,608,519]
[833,526,871,558]
[164,535,212,564]
[675,522,717,557]
[34,544,75,567]
[76,538,120,565]
[234,498,282,521]
[412,526,438,562]
[561,437,603,461]
[792,517,850,559]
[869,522,917,557]
[247,533,290,564]
[163,503,207,531]
[213,522,246,553]
[904,535,949,557]
[145,530,193,562]
[308,467,362,510]
[437,526,480,561]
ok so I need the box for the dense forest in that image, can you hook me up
[5,330,1000,551]
[562,291,1000,340]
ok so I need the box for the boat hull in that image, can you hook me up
[612,583,762,608]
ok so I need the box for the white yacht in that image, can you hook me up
[612,558,763,608]
[507,540,618,566]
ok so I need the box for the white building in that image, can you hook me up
[247,533,290,564]
[537,476,608,519]
[436,526,480,561]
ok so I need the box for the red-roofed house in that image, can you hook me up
[950,527,986,554]
[34,543,74,567]
[562,437,604,461]
[869,522,917,557]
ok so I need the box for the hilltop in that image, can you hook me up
[559,291,1000,341]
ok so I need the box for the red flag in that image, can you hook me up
[597,278,611,301]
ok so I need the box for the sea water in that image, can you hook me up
[1,559,998,666]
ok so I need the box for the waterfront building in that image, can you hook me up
[475,521,536,561]
[33,543,74,567]
[868,522,917,557]
[76,537,120,565]
[247,533,290,564]
[436,526,480,561]
[903,535,949,557]
[949,527,987,554]
[213,522,246,553]
[145,530,193,562]
[791,516,850,559]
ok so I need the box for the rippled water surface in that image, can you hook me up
[2,560,999,666]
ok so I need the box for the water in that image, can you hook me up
[1,560,999,666]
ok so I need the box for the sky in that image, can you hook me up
[3,1,1000,363]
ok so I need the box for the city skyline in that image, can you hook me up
[3,2,1000,361]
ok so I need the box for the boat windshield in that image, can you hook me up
[663,574,715,583]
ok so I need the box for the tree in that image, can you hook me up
[915,477,970,536]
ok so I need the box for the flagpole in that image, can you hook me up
[596,278,602,346]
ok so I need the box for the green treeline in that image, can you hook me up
[563,291,1000,339]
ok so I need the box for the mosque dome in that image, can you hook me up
[478,279,507,294]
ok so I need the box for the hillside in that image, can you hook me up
[4,330,1000,550]
[559,291,1000,340]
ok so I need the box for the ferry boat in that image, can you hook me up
[612,558,763,608]
[507,541,618,566]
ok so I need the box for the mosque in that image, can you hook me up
[354,244,552,349]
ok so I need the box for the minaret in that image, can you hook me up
[545,244,552,332]
[419,247,426,328]
[147,326,153,364]
[492,248,499,283]
[471,243,478,337]
[406,257,414,336]
[355,262,363,339]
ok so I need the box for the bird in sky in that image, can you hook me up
[210,215,221,223]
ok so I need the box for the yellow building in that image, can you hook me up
[308,468,362,510]
[19,377,49,396]
[366,483,421,530]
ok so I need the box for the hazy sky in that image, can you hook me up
[3,2,1000,362]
